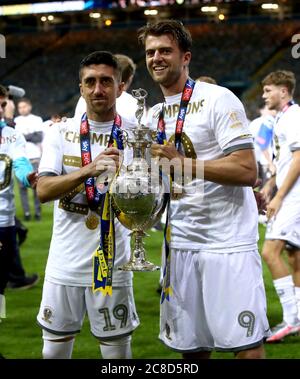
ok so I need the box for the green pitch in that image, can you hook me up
[1,191,300,359]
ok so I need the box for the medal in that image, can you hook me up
[85,212,99,230]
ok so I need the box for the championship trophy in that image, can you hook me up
[110,89,169,271]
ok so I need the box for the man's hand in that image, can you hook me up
[252,179,267,215]
[151,142,184,161]
[253,191,267,215]
[27,172,38,189]
[87,147,121,179]
[260,176,276,205]
[266,194,283,221]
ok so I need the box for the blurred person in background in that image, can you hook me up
[0,84,38,355]
[260,70,300,343]
[14,98,43,221]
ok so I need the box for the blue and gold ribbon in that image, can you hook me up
[80,113,123,295]
[157,78,195,304]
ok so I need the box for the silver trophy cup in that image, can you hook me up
[110,89,168,271]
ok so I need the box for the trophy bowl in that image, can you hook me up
[110,156,169,271]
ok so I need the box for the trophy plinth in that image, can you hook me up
[110,88,168,272]
[119,231,159,272]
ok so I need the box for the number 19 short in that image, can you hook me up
[37,279,140,339]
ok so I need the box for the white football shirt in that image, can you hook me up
[39,117,135,286]
[14,113,44,160]
[148,81,258,253]
[273,103,300,204]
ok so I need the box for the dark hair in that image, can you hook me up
[79,51,122,82]
[262,70,296,96]
[17,97,31,106]
[138,19,192,53]
[0,84,8,98]
[114,54,136,84]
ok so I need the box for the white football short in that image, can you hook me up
[159,249,270,353]
[37,280,140,339]
[265,202,300,248]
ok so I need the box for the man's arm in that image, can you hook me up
[151,143,257,187]
[261,149,276,175]
[266,150,300,219]
[202,148,257,186]
[260,175,276,204]
[37,147,120,203]
[13,156,36,187]
[24,131,44,144]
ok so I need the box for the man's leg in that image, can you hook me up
[182,351,211,359]
[262,239,300,341]
[99,335,132,359]
[15,217,28,246]
[18,181,30,220]
[235,344,265,359]
[31,161,41,220]
[262,239,289,279]
[42,330,75,359]
[6,234,39,290]
[33,188,41,220]
[287,248,300,320]
[0,227,16,296]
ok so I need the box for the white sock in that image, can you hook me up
[274,275,298,325]
[100,335,132,359]
[294,286,300,320]
[0,295,6,319]
[42,338,75,359]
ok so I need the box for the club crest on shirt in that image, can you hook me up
[229,111,243,128]
[42,306,54,324]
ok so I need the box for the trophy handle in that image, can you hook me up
[118,230,159,272]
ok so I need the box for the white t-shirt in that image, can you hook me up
[273,103,300,204]
[0,126,27,227]
[74,91,147,125]
[39,117,135,286]
[14,114,44,160]
[147,81,258,253]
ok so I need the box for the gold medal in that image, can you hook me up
[85,212,99,230]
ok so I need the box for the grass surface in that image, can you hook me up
[1,188,300,359]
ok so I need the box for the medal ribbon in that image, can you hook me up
[80,113,123,296]
[157,78,195,303]
[273,100,296,161]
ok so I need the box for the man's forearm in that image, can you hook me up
[37,167,90,203]
[190,149,257,187]
[276,153,300,200]
[24,131,43,144]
